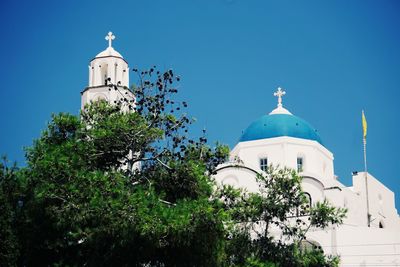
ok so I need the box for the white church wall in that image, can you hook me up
[232,141,285,171]
[89,57,129,87]
[306,227,338,256]
[335,226,400,266]
[352,172,400,230]
[339,187,366,227]
[286,141,334,179]
[301,177,325,203]
[231,136,334,180]
[307,226,400,266]
[214,165,260,193]
[300,177,369,228]
[81,86,134,111]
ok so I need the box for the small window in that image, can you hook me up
[260,158,268,171]
[379,221,384,229]
[297,157,304,172]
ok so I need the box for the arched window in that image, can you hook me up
[304,192,312,208]
[100,63,109,85]
[379,221,384,229]
[290,192,312,217]
[298,192,312,216]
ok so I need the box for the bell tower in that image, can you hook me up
[81,32,134,109]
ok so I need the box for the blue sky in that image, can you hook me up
[0,0,399,209]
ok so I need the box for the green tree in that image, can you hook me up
[1,67,346,267]
[16,68,231,266]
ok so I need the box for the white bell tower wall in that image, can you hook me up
[88,56,129,87]
[81,32,133,110]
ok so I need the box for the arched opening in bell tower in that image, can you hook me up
[100,64,108,85]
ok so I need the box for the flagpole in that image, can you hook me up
[362,110,371,227]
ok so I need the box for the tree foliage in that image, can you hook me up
[0,157,24,266]
[0,67,346,267]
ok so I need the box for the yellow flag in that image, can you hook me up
[362,110,367,138]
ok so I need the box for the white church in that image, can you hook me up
[82,33,400,267]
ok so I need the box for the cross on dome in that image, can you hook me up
[105,32,115,48]
[274,87,286,108]
[269,87,292,115]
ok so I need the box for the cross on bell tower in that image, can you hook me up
[274,87,286,108]
[105,32,115,48]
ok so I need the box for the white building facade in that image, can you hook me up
[214,88,400,266]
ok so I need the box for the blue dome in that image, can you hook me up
[239,114,323,145]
